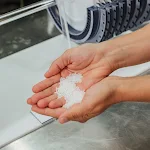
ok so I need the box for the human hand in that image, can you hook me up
[44,43,114,89]
[31,77,121,124]
[28,43,116,107]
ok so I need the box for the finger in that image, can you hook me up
[58,103,88,124]
[49,98,66,109]
[77,71,102,90]
[60,69,71,78]
[45,51,71,78]
[27,98,32,105]
[32,105,66,118]
[30,83,58,105]
[37,94,57,108]
[77,77,99,91]
[32,74,60,93]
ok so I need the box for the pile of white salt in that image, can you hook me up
[56,73,85,109]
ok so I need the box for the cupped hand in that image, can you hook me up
[27,43,115,107]
[31,77,121,124]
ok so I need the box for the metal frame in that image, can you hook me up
[0,0,55,26]
[127,0,141,29]
[106,2,118,40]
[136,0,150,26]
[2,0,148,44]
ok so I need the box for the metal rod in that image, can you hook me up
[0,1,56,26]
[0,0,55,20]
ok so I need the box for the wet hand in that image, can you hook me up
[30,77,120,124]
[27,43,115,107]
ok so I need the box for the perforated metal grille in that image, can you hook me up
[49,0,150,44]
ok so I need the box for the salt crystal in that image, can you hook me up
[55,73,85,109]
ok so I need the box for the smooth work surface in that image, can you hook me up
[0,34,150,149]
[1,33,150,149]
[2,102,150,150]
[0,35,72,148]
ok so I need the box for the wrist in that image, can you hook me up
[105,77,135,104]
[95,41,123,73]
[115,76,150,103]
[112,77,138,103]
[97,41,127,72]
[103,77,125,105]
[101,25,150,71]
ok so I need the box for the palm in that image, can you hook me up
[30,77,115,122]
[27,44,112,110]
[46,44,112,90]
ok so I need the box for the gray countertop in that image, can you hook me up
[1,8,150,150]
[2,102,150,150]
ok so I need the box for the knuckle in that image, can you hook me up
[86,105,94,113]
[80,112,96,123]
[80,114,89,122]
[84,114,91,120]
[85,113,91,119]
[44,108,49,116]
[32,94,39,102]
[46,87,52,93]
[52,84,57,92]
[79,119,87,123]
[70,113,79,121]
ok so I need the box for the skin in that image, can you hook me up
[30,76,150,123]
[27,24,150,124]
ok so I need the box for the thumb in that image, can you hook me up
[78,75,102,91]
[58,103,88,124]
[45,51,71,78]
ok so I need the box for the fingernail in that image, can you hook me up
[27,98,31,104]
[59,117,68,124]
